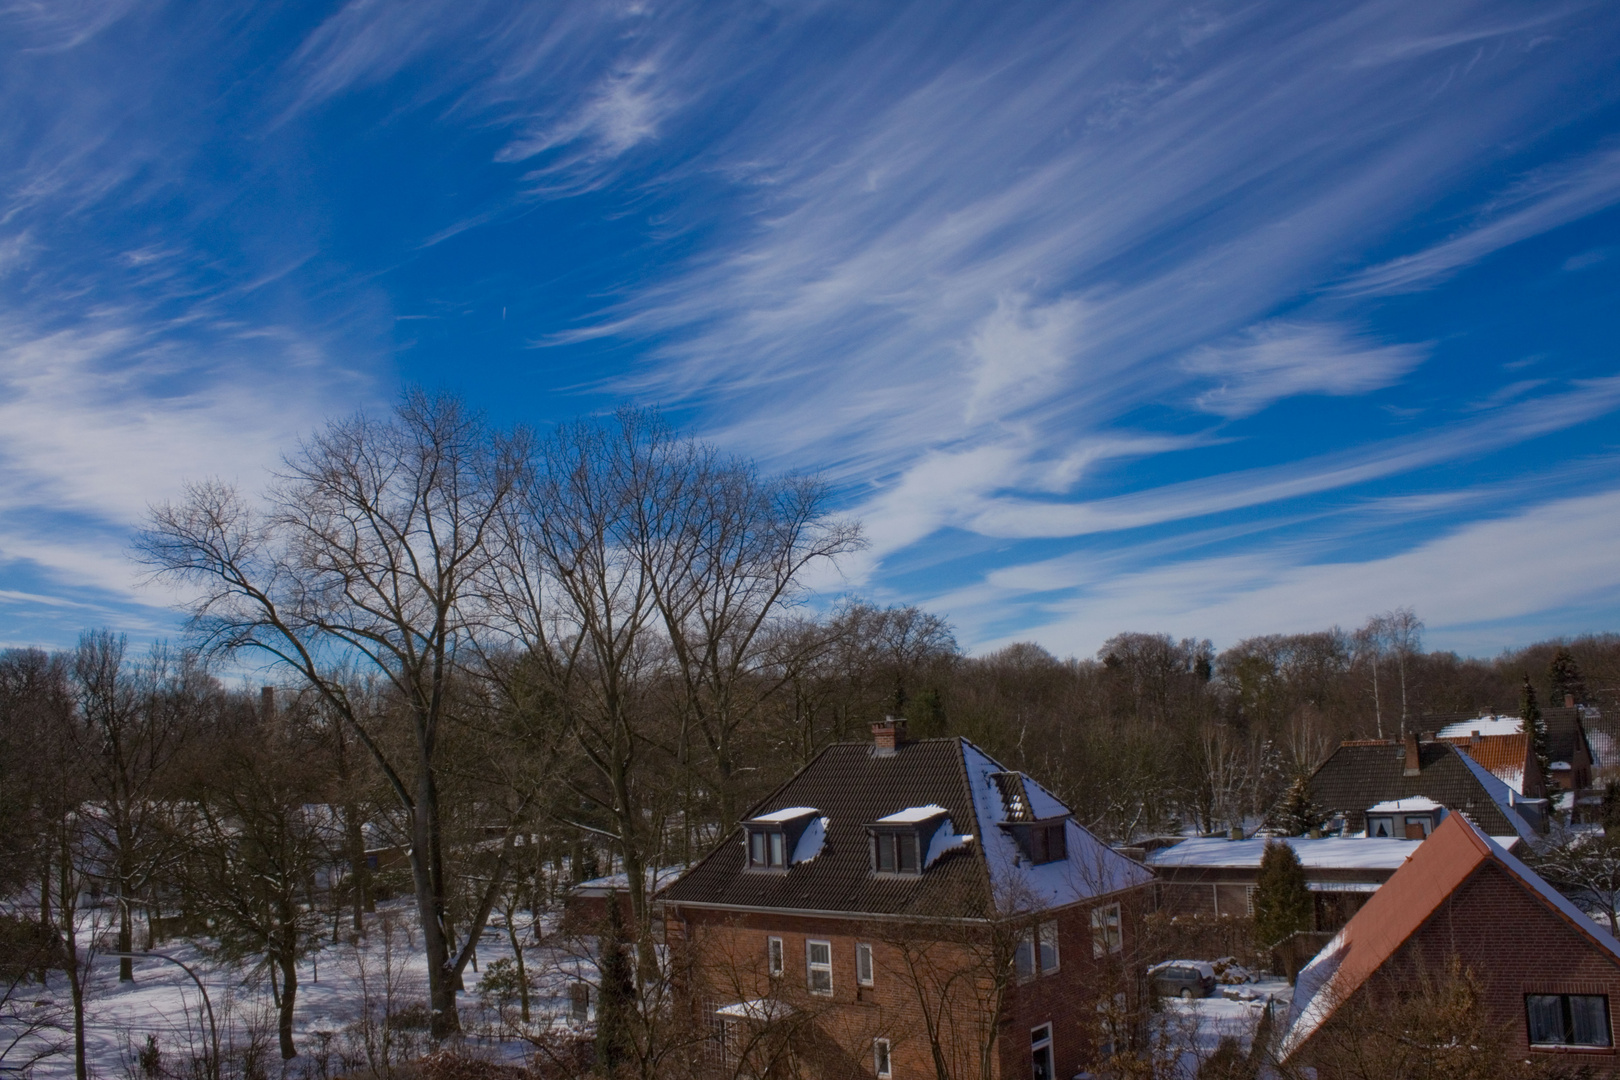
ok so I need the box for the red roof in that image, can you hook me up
[1282,812,1620,1057]
[1439,731,1531,788]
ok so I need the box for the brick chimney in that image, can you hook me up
[872,716,908,754]
[1403,731,1421,777]
[1566,693,1577,708]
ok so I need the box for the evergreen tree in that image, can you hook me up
[1268,776,1325,837]
[1521,674,1550,783]
[594,891,637,1076]
[1252,840,1312,950]
[1549,648,1587,707]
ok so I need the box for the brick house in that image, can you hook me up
[660,719,1153,1080]
[1308,733,1543,840]
[1280,812,1620,1074]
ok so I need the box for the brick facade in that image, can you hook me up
[1296,861,1620,1074]
[667,887,1148,1080]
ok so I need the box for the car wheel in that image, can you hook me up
[1180,988,1194,1000]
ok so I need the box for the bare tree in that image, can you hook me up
[69,631,197,983]
[1381,609,1423,740]
[138,391,536,1037]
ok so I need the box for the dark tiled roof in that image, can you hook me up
[662,739,992,917]
[1308,740,1523,837]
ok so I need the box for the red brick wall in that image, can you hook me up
[1307,862,1620,1074]
[667,888,1148,1080]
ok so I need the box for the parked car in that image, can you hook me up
[1148,960,1218,999]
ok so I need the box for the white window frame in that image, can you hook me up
[1090,902,1122,957]
[1031,1022,1054,1080]
[767,936,784,977]
[1037,921,1059,974]
[806,939,833,996]
[857,942,874,986]
[873,1037,892,1078]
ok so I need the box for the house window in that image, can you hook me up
[1031,1023,1053,1080]
[857,943,874,987]
[1091,903,1122,957]
[1368,816,1394,838]
[1018,921,1060,980]
[807,940,833,996]
[1404,815,1431,839]
[1031,822,1067,864]
[873,1037,892,1078]
[874,830,920,874]
[748,828,787,868]
[1038,922,1059,973]
[1527,994,1612,1048]
[767,936,783,977]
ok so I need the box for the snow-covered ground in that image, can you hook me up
[1153,977,1292,1078]
[5,901,600,1078]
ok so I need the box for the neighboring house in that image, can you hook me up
[1280,813,1620,1073]
[1308,733,1542,841]
[1146,836,1437,933]
[660,719,1154,1080]
[1436,730,1545,798]
[564,866,686,935]
[1431,702,1598,792]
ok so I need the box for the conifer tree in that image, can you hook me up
[1252,840,1312,950]
[1549,648,1586,706]
[1521,674,1550,783]
[594,890,636,1076]
[1268,777,1324,837]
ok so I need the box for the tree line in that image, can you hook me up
[2,390,1615,1073]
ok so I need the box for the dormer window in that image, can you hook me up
[869,805,957,877]
[874,830,921,874]
[1365,798,1443,840]
[743,807,824,871]
[1005,819,1069,864]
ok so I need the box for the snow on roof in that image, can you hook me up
[875,804,949,824]
[1146,837,1422,872]
[715,998,793,1021]
[1279,814,1620,1061]
[1436,716,1522,739]
[1149,960,1216,978]
[961,741,1153,911]
[791,816,829,864]
[748,806,820,824]
[1551,761,1572,770]
[576,865,687,897]
[1451,749,1540,844]
[1366,797,1443,813]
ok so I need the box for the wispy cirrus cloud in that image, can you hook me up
[1183,322,1428,419]
[1336,145,1620,296]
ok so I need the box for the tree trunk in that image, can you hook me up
[117,867,134,981]
[505,914,531,1023]
[345,801,369,930]
[278,952,299,1060]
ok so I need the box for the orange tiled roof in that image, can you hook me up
[1440,731,1529,785]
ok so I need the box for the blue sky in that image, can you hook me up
[3,1,1620,658]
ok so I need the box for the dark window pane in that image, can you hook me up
[1048,824,1066,861]
[899,834,918,872]
[1571,995,1612,1047]
[770,832,785,866]
[878,834,896,872]
[1527,995,1568,1045]
[750,832,766,865]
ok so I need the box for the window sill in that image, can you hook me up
[1528,1044,1615,1053]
